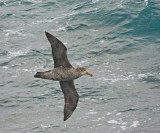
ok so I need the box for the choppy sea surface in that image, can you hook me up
[0,0,160,133]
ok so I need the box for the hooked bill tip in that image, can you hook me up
[86,71,93,77]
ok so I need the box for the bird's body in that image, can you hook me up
[35,66,87,81]
[34,32,93,121]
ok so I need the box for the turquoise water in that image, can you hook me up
[0,0,160,132]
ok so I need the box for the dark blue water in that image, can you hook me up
[0,0,160,133]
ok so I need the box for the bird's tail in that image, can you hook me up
[34,70,52,79]
[34,72,43,78]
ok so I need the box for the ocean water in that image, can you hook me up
[0,0,160,132]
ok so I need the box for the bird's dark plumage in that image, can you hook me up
[34,32,93,121]
[45,32,78,121]
[60,81,79,121]
[45,32,72,68]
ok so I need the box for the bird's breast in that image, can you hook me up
[51,67,81,81]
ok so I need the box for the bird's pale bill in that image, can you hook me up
[86,70,93,77]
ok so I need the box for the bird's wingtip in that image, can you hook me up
[64,112,73,121]
[45,31,54,41]
[45,31,49,36]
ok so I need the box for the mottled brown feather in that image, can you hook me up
[60,81,79,121]
[34,32,92,121]
[45,32,72,68]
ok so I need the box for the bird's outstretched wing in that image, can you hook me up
[59,81,79,121]
[45,31,72,68]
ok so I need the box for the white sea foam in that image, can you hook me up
[32,8,98,25]
[107,120,119,124]
[25,0,42,3]
[17,68,32,72]
[72,60,88,66]
[144,0,148,6]
[100,39,105,44]
[120,125,127,130]
[5,30,25,37]
[138,73,153,79]
[8,49,29,58]
[87,111,97,115]
[92,117,101,122]
[138,74,147,78]
[107,112,112,116]
[130,121,140,127]
[116,112,121,116]
[2,66,8,69]
[108,118,127,125]
[41,124,51,130]
[92,0,99,4]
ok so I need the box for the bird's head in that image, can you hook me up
[75,67,93,77]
